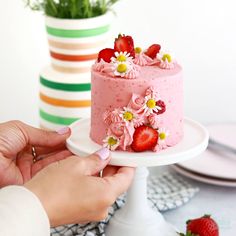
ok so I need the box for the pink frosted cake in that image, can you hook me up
[90,34,183,152]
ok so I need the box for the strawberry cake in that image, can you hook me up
[90,34,183,152]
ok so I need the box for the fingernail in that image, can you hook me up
[95,147,110,160]
[56,127,70,135]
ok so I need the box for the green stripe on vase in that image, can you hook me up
[46,25,110,38]
[39,109,79,125]
[40,76,91,92]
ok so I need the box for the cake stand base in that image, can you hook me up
[105,167,178,236]
[67,118,209,236]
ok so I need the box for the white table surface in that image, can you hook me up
[149,166,236,235]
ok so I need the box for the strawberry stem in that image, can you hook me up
[178,231,199,236]
[186,219,191,224]
[203,214,211,218]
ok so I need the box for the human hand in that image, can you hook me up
[0,120,72,187]
[24,149,135,226]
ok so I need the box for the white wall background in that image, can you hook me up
[0,0,236,126]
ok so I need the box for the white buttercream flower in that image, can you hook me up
[114,62,130,77]
[159,52,172,61]
[103,135,120,150]
[119,107,136,123]
[111,51,133,64]
[143,94,162,115]
[111,52,140,78]
[157,51,176,69]
[158,128,170,145]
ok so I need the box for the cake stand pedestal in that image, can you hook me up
[67,118,209,236]
[105,167,176,236]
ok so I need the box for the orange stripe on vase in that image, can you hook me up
[48,39,107,50]
[40,93,91,108]
[52,64,91,74]
[50,51,98,61]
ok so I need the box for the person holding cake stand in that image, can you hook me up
[0,120,135,236]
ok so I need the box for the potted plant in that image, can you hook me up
[25,0,117,73]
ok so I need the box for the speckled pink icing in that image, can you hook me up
[90,64,184,150]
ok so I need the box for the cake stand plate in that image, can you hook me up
[66,118,209,236]
[67,117,208,167]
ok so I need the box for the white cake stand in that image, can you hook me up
[66,118,209,236]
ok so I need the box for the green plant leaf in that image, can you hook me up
[23,0,118,18]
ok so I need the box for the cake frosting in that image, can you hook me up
[90,34,183,152]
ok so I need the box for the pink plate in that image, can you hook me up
[178,123,236,180]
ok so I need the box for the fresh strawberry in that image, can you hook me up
[179,215,219,236]
[155,100,166,115]
[97,48,115,63]
[114,34,135,58]
[145,44,161,59]
[131,125,158,152]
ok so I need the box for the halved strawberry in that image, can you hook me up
[114,34,135,58]
[145,44,161,59]
[97,48,115,63]
[155,100,166,115]
[131,125,158,152]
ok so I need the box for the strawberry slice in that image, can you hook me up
[131,125,158,152]
[145,44,161,59]
[114,34,135,58]
[155,100,166,115]
[97,48,115,63]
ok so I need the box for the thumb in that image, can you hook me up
[82,147,111,176]
[16,121,71,147]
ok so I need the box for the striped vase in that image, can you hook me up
[45,12,113,74]
[39,66,91,130]
[41,12,114,130]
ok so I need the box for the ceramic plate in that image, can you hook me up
[177,124,236,180]
[172,165,236,187]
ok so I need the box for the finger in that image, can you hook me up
[31,150,72,177]
[103,167,135,197]
[36,149,73,162]
[93,172,101,177]
[82,147,111,176]
[15,121,71,147]
[102,165,119,177]
[16,152,33,183]
[24,142,67,157]
[32,143,67,156]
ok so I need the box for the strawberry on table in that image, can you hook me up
[98,48,115,63]
[179,215,219,236]
[145,44,161,59]
[131,125,158,152]
[114,34,135,58]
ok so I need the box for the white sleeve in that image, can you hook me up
[0,185,50,236]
